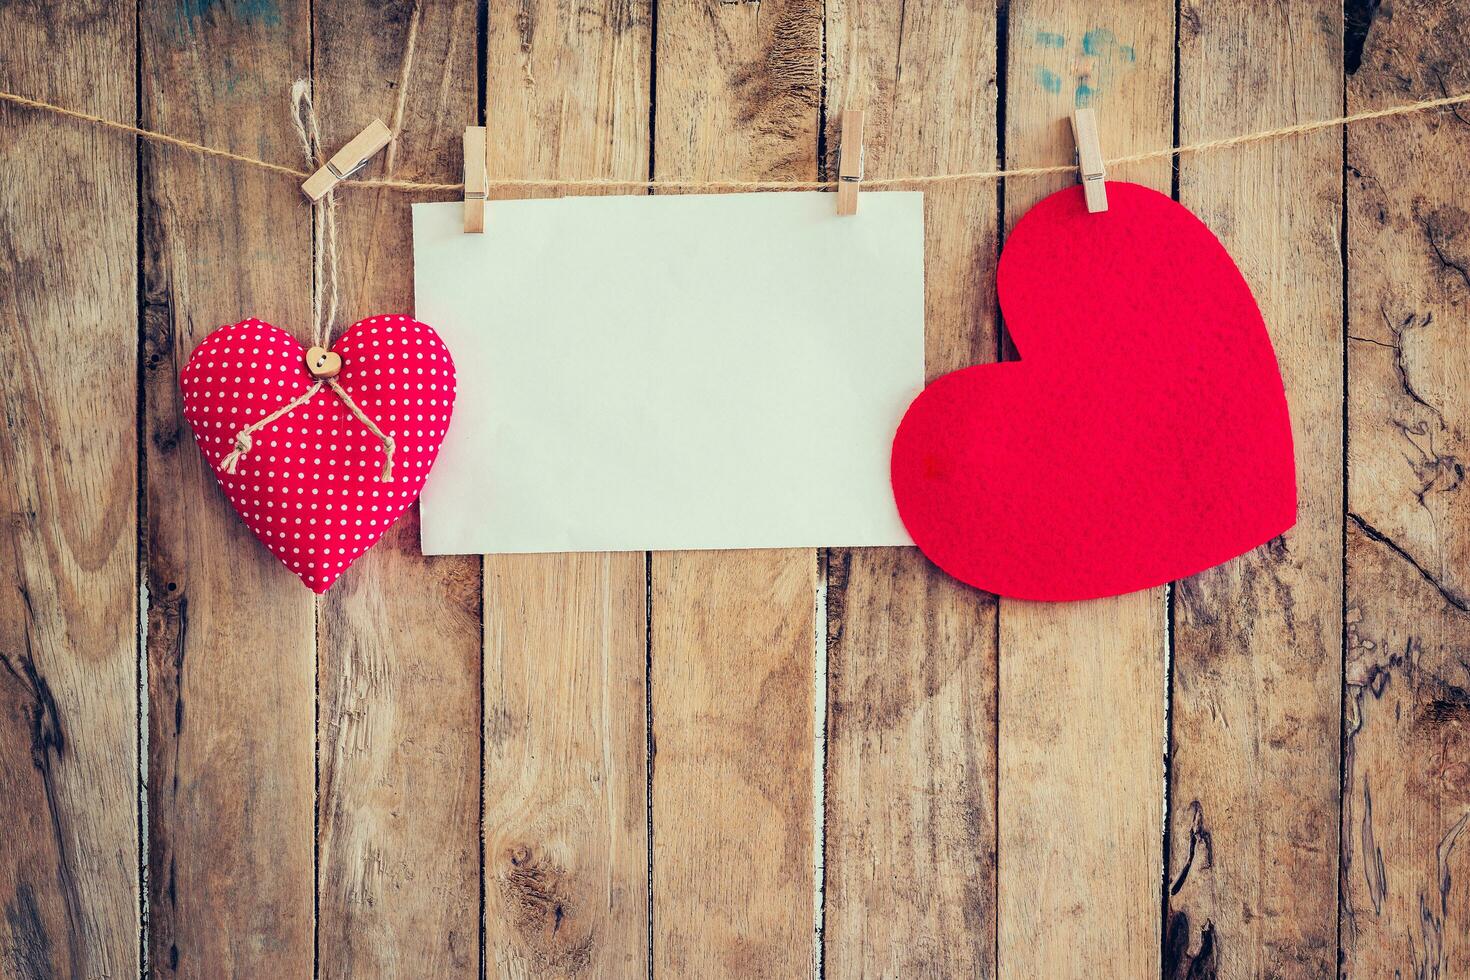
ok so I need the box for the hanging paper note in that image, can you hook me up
[412,191,925,554]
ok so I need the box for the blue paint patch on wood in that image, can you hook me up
[1081,28,1116,56]
[174,0,282,34]
[1029,25,1137,106]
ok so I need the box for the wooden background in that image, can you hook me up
[1,0,1466,976]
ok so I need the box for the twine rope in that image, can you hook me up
[219,82,396,482]
[219,382,322,474]
[328,379,396,482]
[11,82,1469,485]
[289,79,341,346]
[1,87,1467,193]
[218,378,394,482]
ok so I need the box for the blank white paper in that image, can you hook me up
[411,191,924,554]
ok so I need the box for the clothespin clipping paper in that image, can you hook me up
[837,108,865,216]
[463,126,487,233]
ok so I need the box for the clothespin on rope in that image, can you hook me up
[463,126,488,233]
[1070,107,1107,213]
[301,119,393,201]
[836,107,865,216]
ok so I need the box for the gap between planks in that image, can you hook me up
[812,548,830,980]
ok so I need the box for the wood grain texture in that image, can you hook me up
[820,2,1000,976]
[651,551,815,978]
[650,3,821,975]
[484,555,649,978]
[1167,2,1344,976]
[1341,3,1470,974]
[312,2,483,976]
[0,3,139,978]
[140,1,316,974]
[10,5,1470,976]
[996,4,1172,975]
[482,3,653,976]
[1343,522,1470,978]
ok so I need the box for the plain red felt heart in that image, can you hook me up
[891,182,1296,601]
[181,315,456,593]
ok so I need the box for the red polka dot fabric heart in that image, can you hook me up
[891,182,1296,601]
[181,315,456,593]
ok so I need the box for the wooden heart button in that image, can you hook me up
[305,346,342,379]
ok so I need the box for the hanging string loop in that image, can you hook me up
[218,83,396,482]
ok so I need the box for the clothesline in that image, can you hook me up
[2,87,1467,194]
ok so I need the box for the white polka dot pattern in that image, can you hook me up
[180,316,457,593]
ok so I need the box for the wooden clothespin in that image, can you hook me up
[301,119,393,202]
[836,108,865,216]
[463,126,488,233]
[1070,107,1107,213]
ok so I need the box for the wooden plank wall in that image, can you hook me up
[998,4,1173,975]
[481,4,651,976]
[0,3,139,979]
[1342,3,1470,976]
[1168,3,1344,975]
[139,2,316,975]
[822,3,1000,977]
[313,3,482,976]
[650,5,821,977]
[3,1,1469,978]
